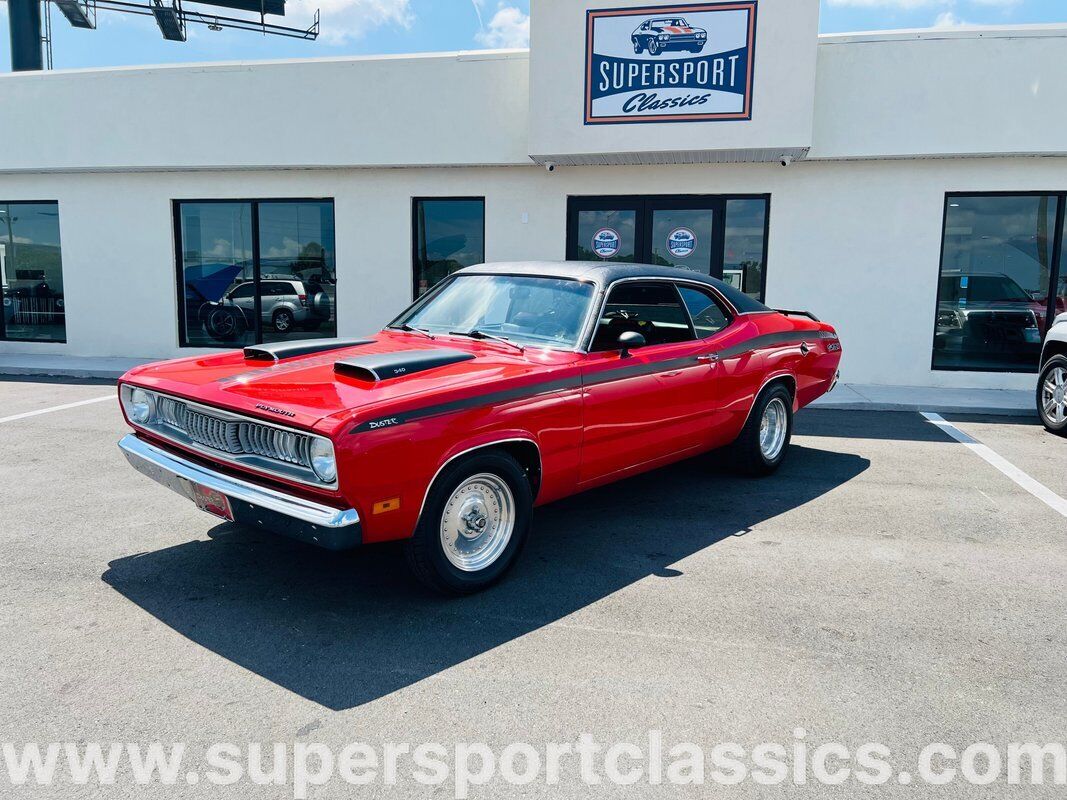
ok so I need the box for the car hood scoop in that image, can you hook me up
[334,349,476,382]
[243,338,374,362]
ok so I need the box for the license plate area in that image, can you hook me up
[191,483,234,521]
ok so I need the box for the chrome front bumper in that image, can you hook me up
[118,434,361,550]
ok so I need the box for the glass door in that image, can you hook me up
[648,199,722,276]
[567,198,643,264]
[566,196,751,291]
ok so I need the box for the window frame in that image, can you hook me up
[411,196,486,301]
[173,197,336,349]
[565,194,771,303]
[931,191,1066,374]
[0,199,66,344]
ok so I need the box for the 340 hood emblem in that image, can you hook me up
[256,403,296,417]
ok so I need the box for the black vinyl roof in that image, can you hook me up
[456,261,770,313]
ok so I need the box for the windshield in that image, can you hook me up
[392,275,596,349]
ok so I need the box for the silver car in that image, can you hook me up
[201,279,332,340]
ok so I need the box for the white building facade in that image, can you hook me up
[1,0,1066,390]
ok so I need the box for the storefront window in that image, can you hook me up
[0,202,65,342]
[933,195,1060,372]
[724,198,768,300]
[177,200,336,347]
[412,198,485,298]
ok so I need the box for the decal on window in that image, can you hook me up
[591,228,623,259]
[666,227,697,258]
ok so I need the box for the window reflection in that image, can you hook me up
[0,202,65,342]
[724,198,767,301]
[178,200,336,347]
[934,195,1058,372]
[258,201,337,343]
[413,199,485,297]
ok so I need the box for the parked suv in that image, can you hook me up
[200,278,332,340]
[1038,312,1067,435]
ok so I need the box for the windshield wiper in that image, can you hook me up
[392,324,435,339]
[448,329,525,353]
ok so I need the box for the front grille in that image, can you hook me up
[156,395,313,468]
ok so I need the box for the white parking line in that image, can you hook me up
[922,412,1067,519]
[0,394,114,424]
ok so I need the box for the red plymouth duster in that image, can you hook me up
[118,262,842,593]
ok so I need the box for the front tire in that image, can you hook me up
[1037,355,1067,435]
[647,38,661,55]
[731,384,793,476]
[405,450,533,594]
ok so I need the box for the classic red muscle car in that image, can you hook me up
[118,262,842,593]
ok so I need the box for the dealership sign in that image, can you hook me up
[585,2,757,125]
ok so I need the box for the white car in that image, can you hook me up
[1038,312,1067,435]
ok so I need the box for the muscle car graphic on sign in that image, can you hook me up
[632,17,708,55]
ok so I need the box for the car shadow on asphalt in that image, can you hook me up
[101,443,869,711]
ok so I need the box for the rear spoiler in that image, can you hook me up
[775,309,820,322]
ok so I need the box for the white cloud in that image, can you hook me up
[286,0,414,46]
[967,0,1021,5]
[475,4,529,49]
[933,10,968,26]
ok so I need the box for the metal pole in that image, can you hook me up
[7,0,45,71]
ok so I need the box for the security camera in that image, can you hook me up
[544,162,557,173]
[779,155,794,167]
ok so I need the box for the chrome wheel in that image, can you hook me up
[440,473,515,572]
[759,397,788,460]
[1041,365,1067,426]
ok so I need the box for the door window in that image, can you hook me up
[591,282,694,351]
[677,285,731,337]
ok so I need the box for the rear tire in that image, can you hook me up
[1037,355,1067,436]
[405,450,533,594]
[731,383,793,476]
[272,308,295,334]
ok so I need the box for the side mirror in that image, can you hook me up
[617,330,646,357]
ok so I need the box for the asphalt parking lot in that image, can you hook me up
[1,376,1065,798]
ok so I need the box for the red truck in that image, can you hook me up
[118,261,842,593]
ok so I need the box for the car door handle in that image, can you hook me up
[799,342,811,355]
[696,353,720,364]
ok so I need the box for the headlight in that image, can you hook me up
[127,387,156,424]
[658,33,669,40]
[310,438,337,483]
[697,32,706,38]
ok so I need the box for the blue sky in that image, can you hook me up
[0,0,1064,71]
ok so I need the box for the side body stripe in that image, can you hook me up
[349,332,834,434]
